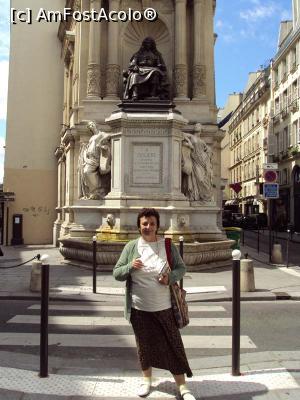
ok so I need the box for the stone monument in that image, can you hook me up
[56,1,233,270]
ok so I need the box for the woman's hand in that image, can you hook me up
[132,258,143,270]
[158,273,169,285]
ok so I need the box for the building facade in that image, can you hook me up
[269,5,300,231]
[227,69,270,215]
[4,0,222,245]
[3,0,64,245]
[222,0,300,231]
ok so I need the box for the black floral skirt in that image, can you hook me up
[130,307,193,377]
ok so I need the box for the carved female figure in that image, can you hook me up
[78,122,111,200]
[182,127,213,202]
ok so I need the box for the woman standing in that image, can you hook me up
[113,208,195,400]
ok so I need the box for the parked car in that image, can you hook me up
[231,213,244,227]
[242,213,268,229]
[222,211,243,227]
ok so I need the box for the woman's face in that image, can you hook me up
[139,215,158,241]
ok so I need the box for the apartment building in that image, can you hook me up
[222,0,300,231]
[226,69,270,215]
[269,11,300,231]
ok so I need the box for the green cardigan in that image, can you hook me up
[113,238,186,321]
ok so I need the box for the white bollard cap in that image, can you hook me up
[179,236,184,242]
[232,249,242,260]
[40,254,49,265]
[93,235,97,242]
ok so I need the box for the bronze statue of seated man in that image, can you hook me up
[123,37,169,101]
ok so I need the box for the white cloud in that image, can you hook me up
[216,20,224,28]
[215,19,235,43]
[240,3,277,21]
[0,0,9,59]
[281,9,292,20]
[0,60,8,120]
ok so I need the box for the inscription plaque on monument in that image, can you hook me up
[132,144,162,185]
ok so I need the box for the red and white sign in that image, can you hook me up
[263,169,278,183]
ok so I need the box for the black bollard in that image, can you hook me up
[179,236,184,289]
[40,256,49,378]
[268,226,272,263]
[286,229,291,268]
[232,249,241,376]
[257,224,260,254]
[93,236,97,293]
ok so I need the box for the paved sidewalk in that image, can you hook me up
[0,243,300,399]
[0,243,300,301]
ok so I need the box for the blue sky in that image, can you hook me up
[215,0,292,106]
[0,0,293,182]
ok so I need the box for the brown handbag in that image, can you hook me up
[165,238,189,329]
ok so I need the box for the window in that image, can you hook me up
[293,120,298,145]
[275,97,280,114]
[283,90,288,109]
[291,48,297,70]
[274,68,278,86]
[279,131,283,152]
[292,80,298,101]
[281,169,288,185]
[282,59,287,81]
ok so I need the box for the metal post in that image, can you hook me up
[6,206,9,246]
[286,229,290,268]
[179,236,184,289]
[93,235,97,293]
[269,225,272,263]
[232,249,241,376]
[257,223,260,254]
[40,255,49,378]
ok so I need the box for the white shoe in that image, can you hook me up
[137,381,151,397]
[181,389,196,400]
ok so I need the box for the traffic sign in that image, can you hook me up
[229,183,242,193]
[263,163,278,170]
[263,183,279,198]
[263,170,278,183]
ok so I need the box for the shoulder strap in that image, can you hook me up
[165,237,173,270]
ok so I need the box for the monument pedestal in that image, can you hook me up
[59,103,232,269]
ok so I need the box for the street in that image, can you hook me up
[0,299,299,366]
[242,229,300,265]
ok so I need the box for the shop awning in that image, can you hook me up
[225,199,239,205]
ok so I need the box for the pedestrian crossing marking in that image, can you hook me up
[7,315,232,327]
[28,304,226,312]
[52,285,227,295]
[0,333,256,348]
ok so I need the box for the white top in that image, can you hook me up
[131,237,171,312]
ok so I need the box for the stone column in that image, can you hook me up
[193,0,206,98]
[87,0,101,98]
[106,0,120,98]
[174,0,188,99]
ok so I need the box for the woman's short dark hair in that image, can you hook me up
[137,208,160,229]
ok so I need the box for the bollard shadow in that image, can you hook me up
[154,377,269,400]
